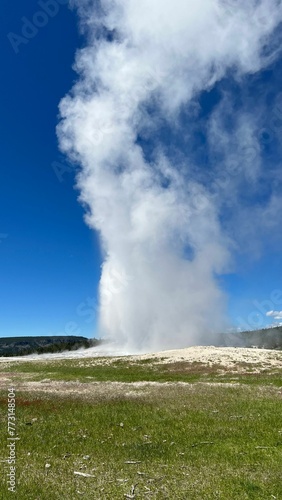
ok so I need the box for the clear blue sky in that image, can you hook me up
[1,1,101,338]
[1,1,282,338]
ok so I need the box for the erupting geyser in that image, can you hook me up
[58,0,282,352]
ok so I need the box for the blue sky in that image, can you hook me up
[1,1,101,338]
[1,1,282,340]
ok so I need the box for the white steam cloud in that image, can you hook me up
[266,310,282,320]
[58,0,282,352]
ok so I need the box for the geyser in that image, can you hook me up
[58,0,282,352]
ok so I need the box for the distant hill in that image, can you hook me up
[220,326,282,349]
[1,326,281,357]
[0,336,102,357]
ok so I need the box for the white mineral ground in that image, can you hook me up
[0,345,281,370]
[0,346,281,398]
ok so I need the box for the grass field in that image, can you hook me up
[0,351,281,499]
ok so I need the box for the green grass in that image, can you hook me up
[0,357,282,499]
[2,358,282,386]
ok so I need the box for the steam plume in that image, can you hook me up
[58,0,282,352]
